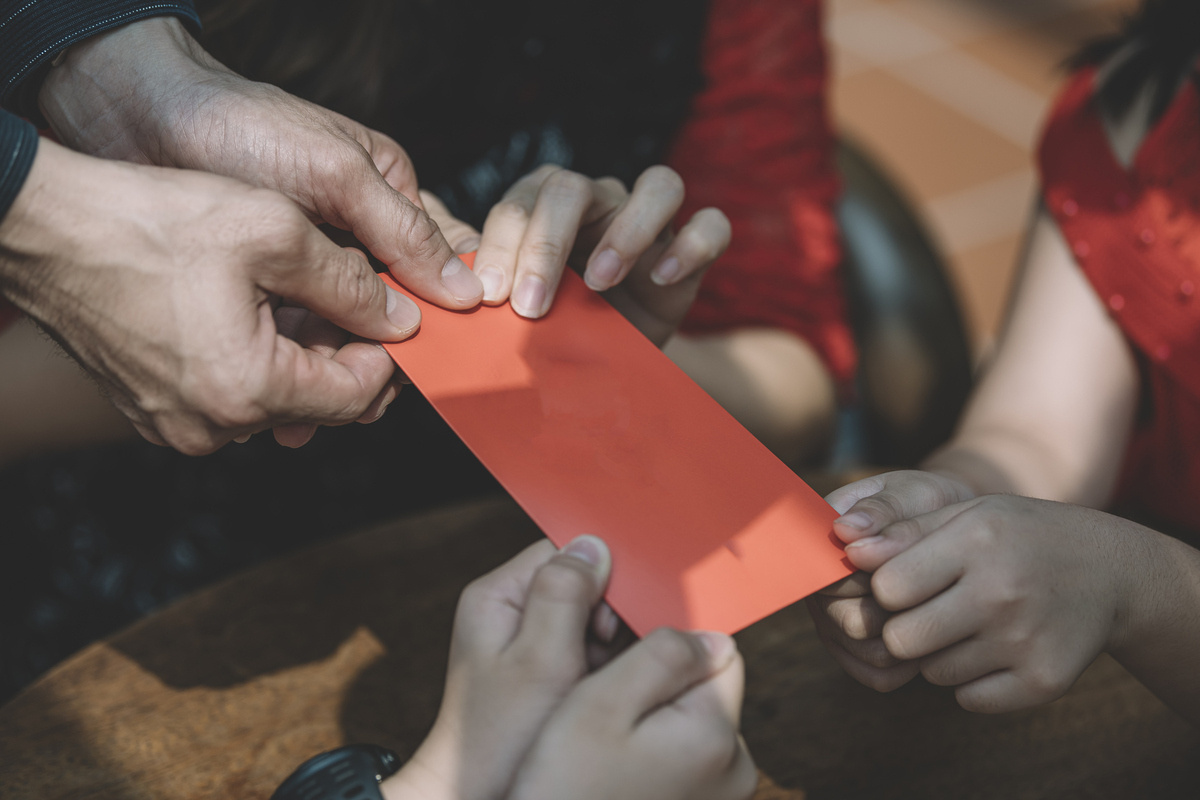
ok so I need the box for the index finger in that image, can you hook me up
[829,470,975,543]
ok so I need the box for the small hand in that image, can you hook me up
[390,536,613,800]
[808,470,975,691]
[508,628,756,800]
[845,495,1139,713]
[423,163,730,347]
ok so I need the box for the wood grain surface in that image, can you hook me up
[1,494,1197,799]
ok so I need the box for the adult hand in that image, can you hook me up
[807,470,975,691]
[844,495,1145,713]
[39,16,482,309]
[0,140,416,454]
[423,163,731,347]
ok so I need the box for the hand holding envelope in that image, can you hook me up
[381,252,852,636]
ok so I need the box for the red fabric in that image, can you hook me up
[669,0,856,389]
[1039,66,1200,534]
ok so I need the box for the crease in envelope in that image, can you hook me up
[380,257,852,636]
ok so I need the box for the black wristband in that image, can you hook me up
[271,744,402,800]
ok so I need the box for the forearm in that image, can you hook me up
[1109,527,1200,726]
[664,327,836,465]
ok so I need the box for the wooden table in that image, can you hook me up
[1,494,1197,799]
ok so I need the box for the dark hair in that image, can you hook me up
[1073,0,1200,123]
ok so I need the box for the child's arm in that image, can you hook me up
[808,205,1143,692]
[378,535,756,800]
[835,494,1200,724]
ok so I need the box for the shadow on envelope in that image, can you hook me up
[384,263,852,636]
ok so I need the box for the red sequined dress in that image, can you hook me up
[1039,65,1200,534]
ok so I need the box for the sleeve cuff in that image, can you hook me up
[0,111,39,223]
[0,1,201,120]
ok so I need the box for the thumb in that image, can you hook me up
[511,536,613,660]
[255,222,422,342]
[339,164,483,309]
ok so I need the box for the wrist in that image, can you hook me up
[379,737,457,800]
[1104,521,1182,658]
[38,16,220,164]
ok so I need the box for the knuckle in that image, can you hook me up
[642,164,685,200]
[396,205,446,262]
[1021,663,1071,703]
[871,569,904,612]
[521,236,567,266]
[488,199,532,228]
[542,168,592,198]
[830,599,878,641]
[529,559,595,605]
[881,620,916,661]
[595,175,628,195]
[643,628,705,674]
[156,419,222,457]
[329,255,381,317]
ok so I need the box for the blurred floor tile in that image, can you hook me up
[827,0,1135,354]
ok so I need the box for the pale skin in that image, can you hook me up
[379,535,758,800]
[1,15,836,466]
[810,69,1200,724]
[423,162,837,465]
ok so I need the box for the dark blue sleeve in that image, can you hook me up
[0,110,38,223]
[0,1,201,119]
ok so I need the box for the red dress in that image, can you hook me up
[1039,65,1200,534]
[2,0,856,392]
[671,0,856,390]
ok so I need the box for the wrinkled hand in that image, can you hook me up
[385,535,754,800]
[423,163,730,347]
[0,141,417,454]
[39,16,482,309]
[808,470,975,691]
[843,494,1143,713]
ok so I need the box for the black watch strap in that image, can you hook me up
[271,744,401,800]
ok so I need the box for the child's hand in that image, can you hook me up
[806,470,975,691]
[387,536,613,800]
[508,628,757,800]
[843,495,1141,713]
[421,164,730,347]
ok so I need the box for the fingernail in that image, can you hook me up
[477,266,505,303]
[562,534,608,568]
[441,255,484,302]
[650,256,681,286]
[513,275,548,317]
[836,512,872,531]
[845,534,883,549]
[695,631,735,661]
[385,286,421,333]
[586,248,622,290]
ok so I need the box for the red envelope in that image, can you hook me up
[380,258,852,635]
